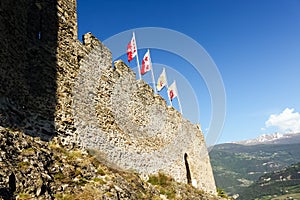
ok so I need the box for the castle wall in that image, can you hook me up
[1,0,83,140]
[0,0,59,138]
[0,0,217,194]
[73,41,216,193]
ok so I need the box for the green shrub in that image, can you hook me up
[148,172,173,187]
[16,192,31,200]
[18,161,30,170]
[217,187,228,198]
[54,172,65,180]
[160,187,176,199]
[77,177,88,186]
[93,177,106,184]
[97,168,106,176]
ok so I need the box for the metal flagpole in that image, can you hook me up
[148,49,157,94]
[164,68,172,107]
[133,32,142,80]
[174,81,183,115]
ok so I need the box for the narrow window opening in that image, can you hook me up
[37,10,42,40]
[184,153,192,184]
[35,2,43,40]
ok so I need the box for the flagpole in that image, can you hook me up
[175,81,183,115]
[148,49,157,94]
[133,32,142,80]
[164,68,172,107]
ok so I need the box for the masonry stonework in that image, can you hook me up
[0,0,217,195]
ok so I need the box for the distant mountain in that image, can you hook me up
[238,162,300,200]
[209,133,300,198]
[234,132,300,145]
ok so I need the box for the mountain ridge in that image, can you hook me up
[227,132,300,146]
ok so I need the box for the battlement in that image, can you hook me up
[0,0,216,194]
[72,49,216,192]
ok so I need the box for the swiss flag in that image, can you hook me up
[168,81,178,101]
[156,68,167,92]
[141,49,152,75]
[127,32,137,62]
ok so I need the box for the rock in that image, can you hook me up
[36,185,42,197]
[0,127,226,199]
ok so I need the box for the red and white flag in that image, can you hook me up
[156,68,167,92]
[127,32,137,62]
[141,49,152,75]
[168,81,178,101]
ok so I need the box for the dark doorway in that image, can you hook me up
[184,153,192,184]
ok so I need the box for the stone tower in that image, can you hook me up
[0,0,217,194]
[0,0,80,139]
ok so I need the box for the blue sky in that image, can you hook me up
[77,0,300,144]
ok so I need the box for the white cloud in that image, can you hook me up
[265,108,300,133]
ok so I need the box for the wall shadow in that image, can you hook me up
[0,0,58,140]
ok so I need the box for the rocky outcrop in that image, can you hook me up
[0,127,225,200]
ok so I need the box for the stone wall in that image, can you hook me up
[0,0,217,195]
[1,0,88,140]
[0,0,59,138]
[73,44,216,193]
